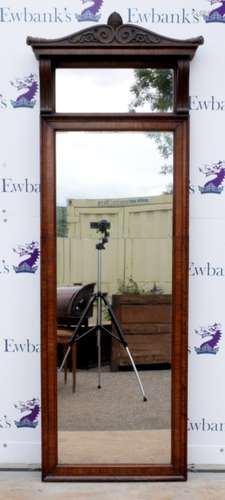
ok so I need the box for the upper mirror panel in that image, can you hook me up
[56,68,174,113]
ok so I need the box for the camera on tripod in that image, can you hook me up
[60,218,147,400]
[90,219,111,249]
[90,220,111,233]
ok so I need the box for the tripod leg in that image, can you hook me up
[96,248,103,390]
[68,294,97,347]
[125,347,147,402]
[97,329,101,389]
[101,294,147,402]
[97,295,103,389]
[101,294,127,347]
[59,345,71,372]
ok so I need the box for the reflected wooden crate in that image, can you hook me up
[111,294,172,370]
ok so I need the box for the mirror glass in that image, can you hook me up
[56,69,174,113]
[56,131,173,464]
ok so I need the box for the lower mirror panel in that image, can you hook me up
[56,131,172,466]
[57,372,171,464]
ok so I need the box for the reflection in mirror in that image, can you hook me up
[56,131,173,464]
[56,69,174,113]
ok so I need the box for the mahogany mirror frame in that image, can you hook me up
[27,12,203,482]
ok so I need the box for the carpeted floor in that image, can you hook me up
[57,368,171,431]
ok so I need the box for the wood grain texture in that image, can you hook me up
[41,119,57,477]
[175,59,190,113]
[39,59,55,113]
[32,13,202,481]
[40,116,188,481]
[27,11,203,62]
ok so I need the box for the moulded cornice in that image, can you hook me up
[27,11,204,59]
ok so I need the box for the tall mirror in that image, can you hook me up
[27,11,203,481]
[56,130,173,465]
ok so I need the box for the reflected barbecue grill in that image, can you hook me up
[57,283,95,327]
[57,283,95,391]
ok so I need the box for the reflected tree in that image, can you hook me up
[129,69,173,113]
[57,206,68,237]
[129,69,173,191]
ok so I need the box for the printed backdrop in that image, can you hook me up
[0,0,225,466]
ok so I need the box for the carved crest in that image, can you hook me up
[27,11,203,54]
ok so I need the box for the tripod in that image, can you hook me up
[59,220,147,402]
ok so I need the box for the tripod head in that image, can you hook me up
[90,219,111,250]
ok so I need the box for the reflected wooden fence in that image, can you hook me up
[57,195,172,296]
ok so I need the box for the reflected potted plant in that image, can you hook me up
[111,277,172,371]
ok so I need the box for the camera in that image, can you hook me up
[90,219,111,233]
[90,219,111,249]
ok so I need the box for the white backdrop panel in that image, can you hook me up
[0,0,225,466]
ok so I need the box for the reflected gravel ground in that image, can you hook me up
[58,368,171,431]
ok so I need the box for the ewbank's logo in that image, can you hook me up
[0,94,7,108]
[199,161,225,194]
[14,398,40,428]
[128,7,201,24]
[194,323,222,355]
[0,260,10,274]
[203,0,225,23]
[0,241,40,275]
[189,96,225,111]
[13,241,40,274]
[2,338,40,353]
[189,261,224,277]
[10,74,38,108]
[0,398,40,430]
[0,415,11,428]
[188,418,225,431]
[76,0,103,22]
[0,176,40,193]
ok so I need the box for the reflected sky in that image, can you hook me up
[56,69,149,113]
[56,132,173,206]
[56,68,173,113]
